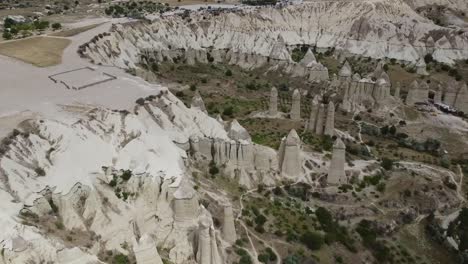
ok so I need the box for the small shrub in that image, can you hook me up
[52,22,62,30]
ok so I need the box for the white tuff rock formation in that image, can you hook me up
[328,138,347,185]
[315,104,326,135]
[133,235,164,264]
[338,61,353,81]
[278,129,303,179]
[406,80,428,105]
[81,1,468,76]
[340,64,393,112]
[222,204,237,244]
[307,95,320,131]
[191,91,208,113]
[269,86,278,116]
[197,213,222,264]
[324,102,335,136]
[173,178,199,222]
[290,89,301,120]
[394,82,401,99]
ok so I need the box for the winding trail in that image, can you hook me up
[235,180,303,264]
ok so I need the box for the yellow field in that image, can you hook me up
[0,36,71,67]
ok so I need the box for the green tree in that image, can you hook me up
[300,231,324,250]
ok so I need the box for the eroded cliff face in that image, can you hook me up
[0,88,284,263]
[82,0,468,72]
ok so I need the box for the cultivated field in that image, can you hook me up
[0,36,71,67]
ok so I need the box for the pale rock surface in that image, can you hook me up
[269,87,278,116]
[324,102,335,136]
[307,95,320,131]
[133,234,164,264]
[278,129,303,179]
[290,89,301,120]
[315,104,326,135]
[191,91,208,114]
[328,138,347,185]
[221,204,237,244]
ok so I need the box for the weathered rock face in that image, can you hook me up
[269,87,278,116]
[307,95,320,131]
[192,91,208,114]
[190,119,279,188]
[82,1,468,76]
[173,178,199,222]
[442,81,468,112]
[328,138,347,185]
[134,235,164,264]
[339,63,393,112]
[278,129,303,179]
[406,80,429,105]
[338,61,353,81]
[308,97,335,136]
[196,212,223,264]
[324,102,335,136]
[394,82,401,99]
[454,83,468,113]
[221,204,237,244]
[290,89,301,120]
[0,90,267,264]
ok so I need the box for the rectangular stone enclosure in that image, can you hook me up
[49,67,116,90]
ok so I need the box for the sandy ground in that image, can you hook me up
[0,36,71,67]
[0,17,162,134]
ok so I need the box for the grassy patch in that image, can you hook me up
[0,36,70,67]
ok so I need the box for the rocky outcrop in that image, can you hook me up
[189,119,279,188]
[221,204,237,244]
[338,61,353,81]
[308,97,335,136]
[0,90,271,264]
[328,138,347,185]
[173,178,199,222]
[269,87,278,117]
[134,235,164,264]
[394,82,401,99]
[290,89,301,120]
[340,64,393,112]
[278,129,303,179]
[82,1,468,76]
[196,212,222,264]
[324,102,335,136]
[192,91,208,114]
[443,81,468,113]
[406,80,429,105]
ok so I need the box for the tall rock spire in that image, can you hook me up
[222,204,237,244]
[197,215,213,264]
[328,138,346,185]
[324,102,335,136]
[394,82,401,99]
[290,89,301,120]
[315,104,325,135]
[278,129,302,178]
[307,95,320,131]
[406,80,419,105]
[269,87,278,116]
[434,84,442,104]
[338,60,352,81]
